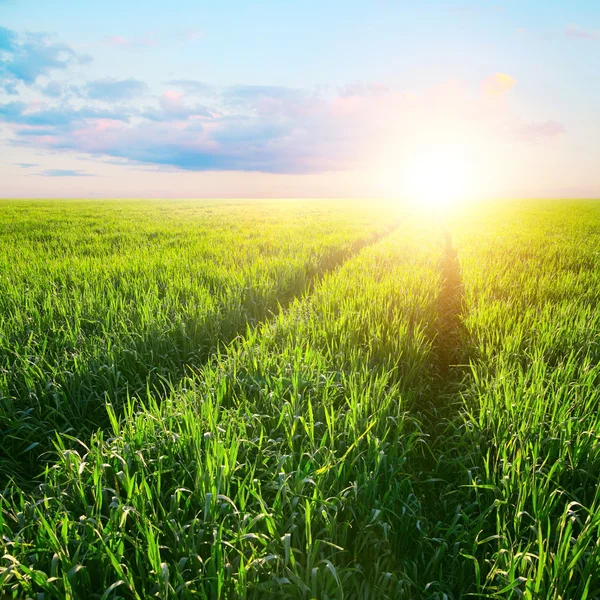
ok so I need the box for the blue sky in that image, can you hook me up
[1,0,599,198]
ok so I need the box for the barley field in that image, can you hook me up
[1,199,599,599]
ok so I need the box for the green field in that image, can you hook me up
[1,199,599,599]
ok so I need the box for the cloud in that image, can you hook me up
[165,79,213,95]
[225,85,301,104]
[0,74,564,175]
[514,120,566,142]
[104,36,129,48]
[0,25,18,50]
[14,162,39,168]
[103,34,161,49]
[86,78,148,101]
[0,26,87,93]
[41,80,63,98]
[141,90,212,121]
[140,36,159,47]
[3,85,373,173]
[564,24,598,40]
[221,85,312,117]
[39,81,82,99]
[0,84,468,173]
[482,72,517,97]
[0,101,133,135]
[39,169,94,177]
[338,82,390,97]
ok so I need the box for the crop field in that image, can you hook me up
[0,198,599,599]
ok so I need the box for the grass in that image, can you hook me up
[1,198,600,598]
[433,200,600,598]
[0,199,399,482]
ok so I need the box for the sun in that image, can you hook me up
[380,142,474,214]
[405,145,470,213]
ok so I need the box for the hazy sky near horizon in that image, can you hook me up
[1,0,599,198]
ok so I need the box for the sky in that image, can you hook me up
[0,0,599,198]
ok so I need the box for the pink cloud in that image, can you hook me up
[93,119,124,132]
[564,24,598,40]
[144,90,212,120]
[105,36,130,48]
[162,90,183,102]
[159,91,183,117]
[159,90,186,115]
[23,100,46,113]
[103,35,162,50]
[515,120,566,142]
[255,97,285,115]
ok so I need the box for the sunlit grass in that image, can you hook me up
[0,199,400,483]
[1,198,600,598]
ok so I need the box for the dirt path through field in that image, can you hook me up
[270,216,404,316]
[433,227,466,377]
[409,223,468,509]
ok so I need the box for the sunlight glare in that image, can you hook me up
[380,142,476,215]
[405,144,470,213]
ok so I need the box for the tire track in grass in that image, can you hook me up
[413,212,600,597]
[407,224,471,595]
[425,226,468,454]
[251,216,404,321]
[142,214,405,379]
[432,228,466,380]
[0,218,441,599]
[6,217,404,487]
[417,207,600,598]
